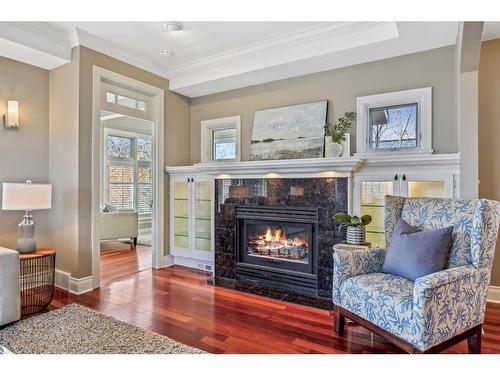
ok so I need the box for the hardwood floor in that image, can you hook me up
[49,247,500,354]
[99,241,151,284]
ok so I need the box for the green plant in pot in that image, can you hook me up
[333,212,372,245]
[324,111,356,158]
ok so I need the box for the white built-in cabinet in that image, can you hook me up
[354,171,457,247]
[167,153,460,270]
[170,174,214,270]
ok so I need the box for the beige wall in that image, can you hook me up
[190,46,457,164]
[1,48,191,279]
[75,46,190,278]
[49,48,80,275]
[479,38,500,286]
[0,56,50,250]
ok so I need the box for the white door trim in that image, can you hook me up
[91,66,165,289]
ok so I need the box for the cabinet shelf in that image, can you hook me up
[195,233,211,240]
[172,178,213,263]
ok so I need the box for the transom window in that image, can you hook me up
[106,91,147,112]
[105,134,152,215]
[369,103,418,150]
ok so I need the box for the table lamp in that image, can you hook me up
[1,180,52,253]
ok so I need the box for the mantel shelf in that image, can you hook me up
[165,153,460,178]
[166,157,365,178]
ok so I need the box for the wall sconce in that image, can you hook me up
[4,100,19,128]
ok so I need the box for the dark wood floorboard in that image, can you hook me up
[48,247,500,354]
[99,240,151,284]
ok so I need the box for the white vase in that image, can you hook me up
[324,136,333,157]
[346,226,366,245]
[330,142,343,158]
[341,133,350,157]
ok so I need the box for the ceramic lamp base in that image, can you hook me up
[17,211,37,254]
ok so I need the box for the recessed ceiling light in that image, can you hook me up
[160,50,173,57]
[163,22,183,32]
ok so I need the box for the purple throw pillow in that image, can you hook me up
[382,218,453,281]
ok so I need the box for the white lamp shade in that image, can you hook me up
[2,183,52,210]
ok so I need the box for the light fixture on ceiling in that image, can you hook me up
[163,22,183,32]
[160,50,174,57]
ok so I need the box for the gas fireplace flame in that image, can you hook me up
[257,227,307,248]
[263,227,285,242]
[251,225,308,260]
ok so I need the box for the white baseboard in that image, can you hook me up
[54,269,71,291]
[488,285,500,304]
[55,269,94,295]
[172,255,213,273]
[160,255,174,268]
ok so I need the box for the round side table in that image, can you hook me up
[19,248,56,316]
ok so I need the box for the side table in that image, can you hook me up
[19,248,56,316]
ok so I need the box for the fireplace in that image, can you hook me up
[236,206,318,295]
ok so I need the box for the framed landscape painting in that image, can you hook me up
[250,101,328,161]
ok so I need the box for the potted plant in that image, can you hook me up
[324,111,356,157]
[333,212,372,245]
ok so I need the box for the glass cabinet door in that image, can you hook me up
[194,181,212,252]
[173,181,190,249]
[360,180,394,248]
[406,180,446,198]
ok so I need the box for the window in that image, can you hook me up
[136,138,152,161]
[212,128,236,160]
[356,87,432,155]
[108,135,132,158]
[106,91,147,112]
[105,134,153,215]
[138,167,153,215]
[200,116,241,163]
[369,103,418,150]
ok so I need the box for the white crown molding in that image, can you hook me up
[170,22,459,98]
[73,28,170,80]
[169,22,398,94]
[169,22,385,75]
[0,22,71,69]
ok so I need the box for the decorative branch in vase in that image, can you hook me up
[324,111,356,158]
[333,212,372,245]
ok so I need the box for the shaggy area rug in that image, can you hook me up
[0,304,205,354]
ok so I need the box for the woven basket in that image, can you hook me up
[346,225,366,245]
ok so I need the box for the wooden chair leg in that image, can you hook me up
[133,237,138,247]
[467,325,482,354]
[333,306,345,336]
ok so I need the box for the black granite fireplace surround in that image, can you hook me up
[214,177,348,304]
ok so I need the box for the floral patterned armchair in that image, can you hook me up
[332,196,500,353]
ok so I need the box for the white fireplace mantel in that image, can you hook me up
[165,153,461,179]
[165,157,365,179]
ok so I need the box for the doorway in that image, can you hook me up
[99,111,154,283]
[91,67,165,289]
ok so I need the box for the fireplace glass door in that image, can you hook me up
[241,220,313,273]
